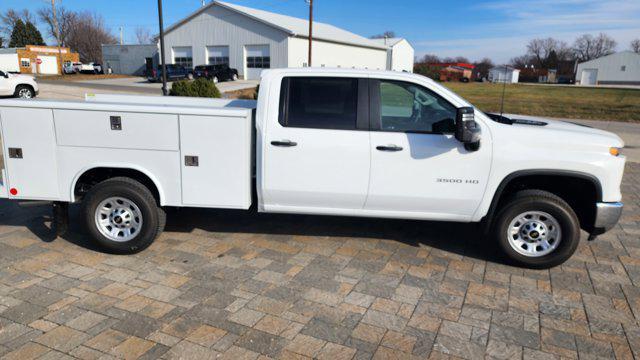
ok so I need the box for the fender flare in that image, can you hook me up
[481,169,603,233]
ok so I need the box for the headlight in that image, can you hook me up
[609,147,622,156]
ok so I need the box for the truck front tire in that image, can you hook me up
[493,190,580,269]
[82,177,165,254]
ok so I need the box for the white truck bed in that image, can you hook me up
[0,96,254,209]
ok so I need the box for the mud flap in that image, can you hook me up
[53,202,69,237]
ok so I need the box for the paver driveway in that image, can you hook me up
[0,164,638,359]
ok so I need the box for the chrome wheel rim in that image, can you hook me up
[213,77,219,84]
[18,88,32,98]
[507,211,561,257]
[95,197,143,242]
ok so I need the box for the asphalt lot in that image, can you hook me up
[0,84,638,359]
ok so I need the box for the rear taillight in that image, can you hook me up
[204,71,208,76]
[152,69,157,77]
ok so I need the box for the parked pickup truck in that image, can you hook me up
[0,68,625,268]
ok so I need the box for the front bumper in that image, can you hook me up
[592,202,623,235]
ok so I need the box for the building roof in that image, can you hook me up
[428,62,475,70]
[370,37,405,47]
[578,50,640,66]
[163,1,387,50]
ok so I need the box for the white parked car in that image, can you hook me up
[0,70,38,98]
[0,68,625,268]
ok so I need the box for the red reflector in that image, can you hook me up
[9,188,18,196]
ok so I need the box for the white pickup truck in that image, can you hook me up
[0,68,625,268]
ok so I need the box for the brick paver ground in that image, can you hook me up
[0,164,638,359]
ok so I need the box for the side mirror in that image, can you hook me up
[455,107,481,151]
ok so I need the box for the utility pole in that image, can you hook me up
[307,0,313,67]
[51,0,63,76]
[157,0,168,95]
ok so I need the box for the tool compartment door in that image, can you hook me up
[0,107,60,200]
[179,114,252,208]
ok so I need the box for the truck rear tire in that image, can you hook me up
[82,177,165,254]
[492,190,580,269]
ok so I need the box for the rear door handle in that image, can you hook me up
[376,145,403,152]
[271,140,297,147]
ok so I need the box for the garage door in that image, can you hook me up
[580,69,598,85]
[245,45,270,80]
[173,47,193,68]
[207,46,229,65]
[38,56,58,75]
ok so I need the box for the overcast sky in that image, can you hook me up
[5,0,640,64]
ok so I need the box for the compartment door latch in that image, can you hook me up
[8,148,22,159]
[110,116,122,130]
[185,156,199,167]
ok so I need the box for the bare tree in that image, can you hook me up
[418,54,440,64]
[526,37,571,68]
[473,57,494,79]
[1,9,35,40]
[66,12,117,62]
[631,39,640,53]
[38,6,76,47]
[573,33,617,61]
[510,54,534,69]
[134,27,153,44]
[370,31,396,39]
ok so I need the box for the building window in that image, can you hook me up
[172,47,193,68]
[247,56,270,69]
[20,58,31,67]
[621,65,626,71]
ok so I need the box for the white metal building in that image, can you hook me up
[370,38,415,72]
[488,66,520,83]
[161,1,413,79]
[576,51,640,86]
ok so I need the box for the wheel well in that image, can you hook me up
[488,173,600,232]
[15,84,34,93]
[74,168,160,203]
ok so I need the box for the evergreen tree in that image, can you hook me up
[24,21,45,45]
[8,19,27,47]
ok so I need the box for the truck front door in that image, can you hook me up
[262,76,371,212]
[364,79,491,220]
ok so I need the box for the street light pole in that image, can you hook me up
[157,0,168,96]
[307,0,313,67]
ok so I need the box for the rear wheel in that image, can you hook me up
[82,177,165,254]
[14,85,35,99]
[232,73,238,81]
[492,190,580,269]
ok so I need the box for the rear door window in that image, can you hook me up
[279,77,360,130]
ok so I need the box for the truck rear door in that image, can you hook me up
[262,76,370,212]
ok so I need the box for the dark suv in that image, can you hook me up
[147,65,193,82]
[193,64,239,83]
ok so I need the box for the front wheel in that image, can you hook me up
[492,190,580,269]
[82,177,165,254]
[232,73,238,81]
[14,85,35,99]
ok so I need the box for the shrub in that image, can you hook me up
[169,78,221,98]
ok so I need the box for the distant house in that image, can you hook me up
[102,44,159,76]
[575,51,640,86]
[370,37,415,72]
[427,62,475,81]
[0,45,79,75]
[488,66,520,83]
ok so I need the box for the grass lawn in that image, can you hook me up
[443,82,640,122]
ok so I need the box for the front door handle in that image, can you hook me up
[376,145,403,152]
[271,140,297,147]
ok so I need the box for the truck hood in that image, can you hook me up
[9,73,36,82]
[495,114,624,148]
